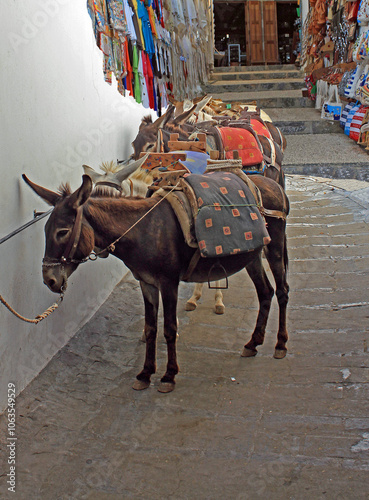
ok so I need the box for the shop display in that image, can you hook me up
[87,0,213,111]
[303,0,369,145]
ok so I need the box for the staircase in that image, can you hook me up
[204,64,341,133]
[203,65,369,181]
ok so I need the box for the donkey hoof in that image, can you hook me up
[132,379,151,391]
[157,382,175,393]
[215,304,225,315]
[273,349,287,359]
[185,301,197,311]
[241,347,258,357]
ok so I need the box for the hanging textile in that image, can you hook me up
[87,0,212,109]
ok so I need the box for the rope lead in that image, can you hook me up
[0,293,63,324]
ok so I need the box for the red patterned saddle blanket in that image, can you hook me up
[250,117,272,139]
[217,127,264,167]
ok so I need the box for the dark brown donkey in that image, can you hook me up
[23,172,289,393]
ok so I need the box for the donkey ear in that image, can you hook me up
[172,104,197,126]
[82,164,102,184]
[154,105,175,129]
[193,95,212,114]
[22,174,61,206]
[68,175,93,210]
[114,153,150,183]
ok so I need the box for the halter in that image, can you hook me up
[42,206,90,270]
[95,181,123,194]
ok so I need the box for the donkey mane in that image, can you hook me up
[90,186,122,198]
[142,115,153,125]
[87,194,157,223]
[100,160,121,173]
[58,183,72,198]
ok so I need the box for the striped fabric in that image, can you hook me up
[344,66,359,98]
[344,103,361,135]
[349,105,369,142]
[340,102,356,128]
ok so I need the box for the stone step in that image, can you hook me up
[284,163,369,181]
[263,108,342,135]
[282,134,369,178]
[214,63,296,72]
[205,78,304,93]
[206,89,314,108]
[212,70,302,81]
[275,119,342,135]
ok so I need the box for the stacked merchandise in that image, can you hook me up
[302,0,369,147]
[87,0,213,111]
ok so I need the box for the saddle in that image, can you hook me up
[204,126,265,171]
[151,160,270,257]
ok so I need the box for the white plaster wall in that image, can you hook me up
[0,0,155,413]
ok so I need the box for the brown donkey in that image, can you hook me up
[23,172,289,392]
[131,105,286,188]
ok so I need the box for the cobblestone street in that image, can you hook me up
[1,174,369,499]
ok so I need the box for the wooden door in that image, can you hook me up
[245,1,263,64]
[263,1,278,63]
[245,0,279,65]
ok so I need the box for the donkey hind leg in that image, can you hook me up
[242,255,274,357]
[264,229,289,359]
[133,282,160,390]
[158,282,180,393]
[185,282,225,314]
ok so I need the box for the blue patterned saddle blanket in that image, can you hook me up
[183,171,271,258]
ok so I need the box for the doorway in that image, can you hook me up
[214,3,247,65]
[277,2,299,64]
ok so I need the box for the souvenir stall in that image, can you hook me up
[301,0,369,147]
[87,0,213,112]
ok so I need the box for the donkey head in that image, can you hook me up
[82,153,150,197]
[22,174,94,293]
[131,106,175,159]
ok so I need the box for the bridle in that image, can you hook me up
[42,206,89,270]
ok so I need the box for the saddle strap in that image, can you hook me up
[182,249,201,281]
[260,181,288,220]
[153,187,198,248]
[206,162,264,209]
[264,137,281,172]
[205,163,287,220]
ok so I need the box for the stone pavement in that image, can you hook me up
[1,174,369,499]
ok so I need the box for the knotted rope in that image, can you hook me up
[0,293,63,324]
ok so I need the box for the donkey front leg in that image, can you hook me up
[185,282,203,311]
[158,282,180,393]
[133,282,159,391]
[264,230,289,359]
[214,287,225,315]
[242,256,274,357]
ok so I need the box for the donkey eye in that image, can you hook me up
[56,229,70,239]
